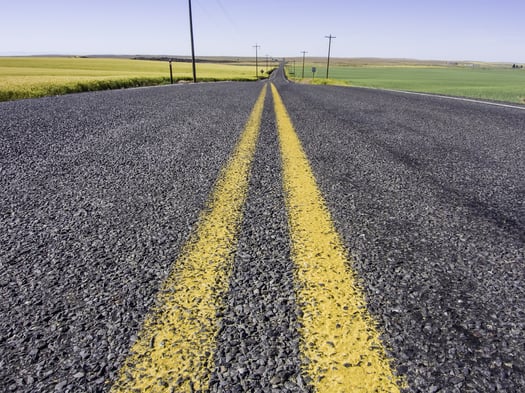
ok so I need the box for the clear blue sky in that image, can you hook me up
[1,0,524,62]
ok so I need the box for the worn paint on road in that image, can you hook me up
[111,82,403,392]
[271,82,402,392]
[111,85,267,392]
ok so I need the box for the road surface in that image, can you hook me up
[1,67,524,392]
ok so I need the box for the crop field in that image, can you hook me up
[0,57,259,101]
[287,60,525,104]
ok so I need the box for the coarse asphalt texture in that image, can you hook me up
[1,67,524,392]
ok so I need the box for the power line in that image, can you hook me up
[253,44,260,79]
[188,0,197,83]
[301,51,308,78]
[325,34,336,79]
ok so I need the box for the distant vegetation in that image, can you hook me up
[0,57,261,101]
[3,56,522,104]
[286,58,525,104]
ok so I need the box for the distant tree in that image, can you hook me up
[512,64,516,68]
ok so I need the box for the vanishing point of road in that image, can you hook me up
[1,66,524,392]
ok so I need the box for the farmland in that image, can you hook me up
[286,58,525,104]
[2,56,523,104]
[0,57,259,101]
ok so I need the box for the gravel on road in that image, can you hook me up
[1,74,524,392]
[0,83,263,392]
[276,81,525,392]
[210,90,307,392]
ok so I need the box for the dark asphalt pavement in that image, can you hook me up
[1,69,524,392]
[274,74,525,392]
[0,83,263,392]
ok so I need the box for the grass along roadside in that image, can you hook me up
[287,63,525,104]
[0,57,260,101]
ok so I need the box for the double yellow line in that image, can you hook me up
[111,83,402,392]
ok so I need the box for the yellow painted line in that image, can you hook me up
[271,83,402,392]
[111,85,267,393]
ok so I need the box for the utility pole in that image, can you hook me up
[301,51,308,78]
[253,44,260,79]
[325,34,336,79]
[188,0,197,83]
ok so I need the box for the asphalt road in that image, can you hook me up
[1,68,524,392]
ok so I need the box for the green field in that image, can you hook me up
[3,57,524,104]
[0,57,259,101]
[287,62,525,104]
